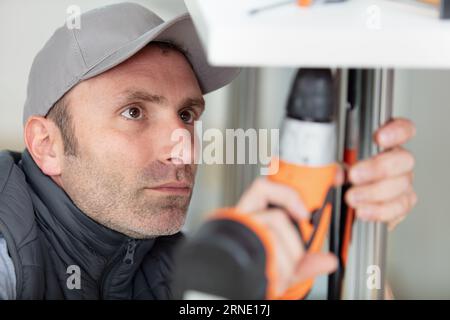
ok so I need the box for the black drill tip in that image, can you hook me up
[287,68,335,122]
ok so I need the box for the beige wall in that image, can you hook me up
[387,70,450,299]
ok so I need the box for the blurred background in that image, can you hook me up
[0,0,449,299]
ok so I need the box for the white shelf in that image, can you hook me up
[185,0,450,68]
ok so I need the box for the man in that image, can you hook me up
[0,3,416,299]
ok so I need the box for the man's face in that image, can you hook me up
[59,45,204,239]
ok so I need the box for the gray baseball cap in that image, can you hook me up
[23,2,240,125]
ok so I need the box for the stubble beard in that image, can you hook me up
[60,152,196,239]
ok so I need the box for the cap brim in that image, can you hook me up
[81,13,240,95]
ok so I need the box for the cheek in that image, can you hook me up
[82,127,157,172]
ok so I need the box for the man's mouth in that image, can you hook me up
[146,182,192,195]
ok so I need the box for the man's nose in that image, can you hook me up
[156,117,195,165]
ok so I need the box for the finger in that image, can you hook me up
[292,252,338,285]
[355,190,418,222]
[253,209,304,263]
[237,177,309,220]
[272,235,295,296]
[272,235,295,295]
[345,173,413,207]
[348,147,415,185]
[385,283,395,300]
[254,211,299,295]
[387,215,406,232]
[374,118,416,149]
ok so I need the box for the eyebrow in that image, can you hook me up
[119,89,205,111]
[179,97,206,112]
[122,90,168,104]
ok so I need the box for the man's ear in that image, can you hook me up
[24,116,64,176]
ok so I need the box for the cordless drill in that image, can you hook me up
[172,69,338,300]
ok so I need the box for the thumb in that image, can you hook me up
[293,252,338,284]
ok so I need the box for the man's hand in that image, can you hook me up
[236,178,337,297]
[345,118,417,230]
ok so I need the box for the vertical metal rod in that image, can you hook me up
[224,68,260,205]
[372,69,393,299]
[327,68,348,300]
[350,69,393,299]
[328,69,362,300]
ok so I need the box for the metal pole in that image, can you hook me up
[327,68,348,300]
[349,69,393,300]
[223,68,261,205]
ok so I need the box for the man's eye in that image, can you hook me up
[179,109,196,124]
[121,106,143,120]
